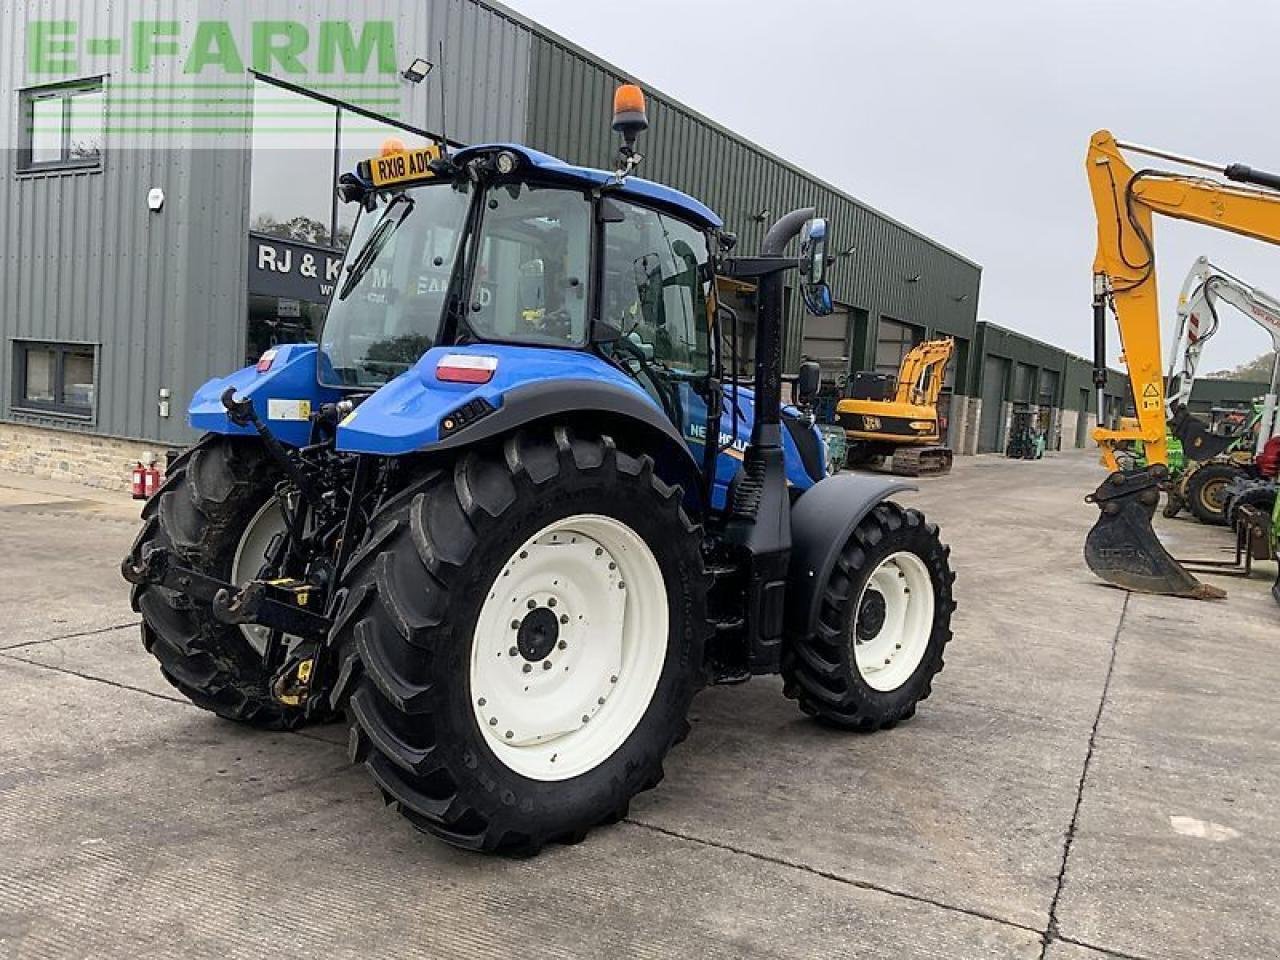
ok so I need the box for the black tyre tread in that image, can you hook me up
[1186,463,1245,526]
[1224,478,1276,529]
[781,501,955,731]
[329,426,707,855]
[128,435,305,730]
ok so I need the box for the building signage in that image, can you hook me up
[248,233,344,304]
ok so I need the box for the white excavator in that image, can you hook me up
[1162,256,1280,524]
[1169,256,1280,450]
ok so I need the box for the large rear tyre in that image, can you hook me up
[127,436,306,729]
[783,502,954,729]
[329,427,707,855]
[1186,463,1243,526]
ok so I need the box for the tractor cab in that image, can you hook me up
[323,140,719,431]
[318,98,834,510]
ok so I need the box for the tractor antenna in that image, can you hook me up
[437,39,449,154]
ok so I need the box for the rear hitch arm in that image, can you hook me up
[121,547,333,641]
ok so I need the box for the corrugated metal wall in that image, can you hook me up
[520,30,982,373]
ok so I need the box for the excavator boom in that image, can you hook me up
[1083,130,1280,600]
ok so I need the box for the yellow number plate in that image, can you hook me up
[368,146,443,187]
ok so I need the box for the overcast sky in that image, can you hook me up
[508,0,1280,370]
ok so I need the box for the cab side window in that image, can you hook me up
[602,202,711,375]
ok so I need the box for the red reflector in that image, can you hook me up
[256,348,278,373]
[436,354,498,384]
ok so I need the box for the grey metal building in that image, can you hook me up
[23,0,1231,488]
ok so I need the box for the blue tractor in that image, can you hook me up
[123,85,955,854]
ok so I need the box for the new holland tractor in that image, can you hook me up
[123,85,955,854]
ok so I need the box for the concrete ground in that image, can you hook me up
[1,452,1276,960]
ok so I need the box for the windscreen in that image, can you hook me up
[319,181,472,388]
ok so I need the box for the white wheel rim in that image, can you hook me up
[469,514,668,781]
[851,550,935,693]
[231,498,291,656]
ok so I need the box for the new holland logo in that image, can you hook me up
[862,415,882,431]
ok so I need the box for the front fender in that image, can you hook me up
[786,473,918,638]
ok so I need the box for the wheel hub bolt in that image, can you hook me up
[581,715,590,724]
[478,698,486,706]
[597,697,605,705]
[522,663,533,674]
[618,581,626,590]
[559,615,568,625]
[610,675,618,683]
[511,620,520,630]
[506,731,514,739]
[558,639,567,649]
[509,646,519,657]
[527,599,537,609]
[542,661,552,670]
[547,597,556,608]
[489,718,497,726]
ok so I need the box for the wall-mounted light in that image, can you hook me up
[839,244,857,258]
[951,293,969,302]
[749,208,772,223]
[903,273,922,283]
[402,58,434,84]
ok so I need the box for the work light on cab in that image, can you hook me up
[436,354,498,384]
[495,150,519,175]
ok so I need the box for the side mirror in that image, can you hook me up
[799,217,834,316]
[796,360,821,407]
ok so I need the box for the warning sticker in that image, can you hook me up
[267,399,312,422]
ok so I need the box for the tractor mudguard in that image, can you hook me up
[337,344,703,495]
[785,473,918,638]
[188,344,342,448]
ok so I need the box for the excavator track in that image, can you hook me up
[890,446,953,477]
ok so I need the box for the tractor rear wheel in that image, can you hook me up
[329,427,707,855]
[1186,463,1242,526]
[783,502,954,729]
[127,435,306,729]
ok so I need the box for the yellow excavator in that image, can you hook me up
[835,337,954,476]
[1084,129,1280,599]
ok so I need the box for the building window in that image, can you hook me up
[19,80,104,172]
[13,342,96,417]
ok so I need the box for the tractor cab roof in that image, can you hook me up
[359,142,723,231]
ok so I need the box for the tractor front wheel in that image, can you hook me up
[1186,463,1242,526]
[329,427,707,855]
[783,502,954,729]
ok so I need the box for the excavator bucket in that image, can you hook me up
[1169,406,1235,462]
[1084,468,1226,600]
